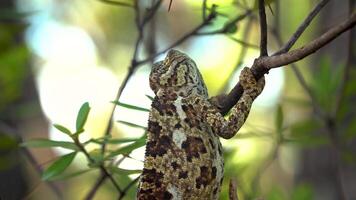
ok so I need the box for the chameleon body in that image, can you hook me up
[137,50,265,200]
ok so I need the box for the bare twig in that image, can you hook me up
[274,0,330,55]
[168,0,173,11]
[195,10,253,35]
[258,0,268,56]
[271,0,326,119]
[135,9,218,66]
[202,0,208,20]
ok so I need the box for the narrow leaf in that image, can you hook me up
[109,166,141,175]
[21,139,78,150]
[112,101,150,112]
[108,136,146,158]
[76,102,90,132]
[117,120,147,130]
[53,124,72,135]
[42,152,77,180]
[145,94,154,101]
[48,169,93,181]
[89,137,143,145]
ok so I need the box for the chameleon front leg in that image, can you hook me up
[203,67,265,139]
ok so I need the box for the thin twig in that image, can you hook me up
[202,0,208,20]
[168,0,173,11]
[195,10,253,35]
[271,0,326,119]
[135,9,218,66]
[258,0,268,56]
[274,0,330,55]
[137,9,251,66]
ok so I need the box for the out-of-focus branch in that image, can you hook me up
[229,178,238,200]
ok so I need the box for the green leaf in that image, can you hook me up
[21,139,78,150]
[117,120,147,130]
[109,166,141,175]
[90,137,143,145]
[48,169,93,181]
[53,124,72,135]
[145,94,154,101]
[42,152,77,180]
[76,102,90,132]
[112,101,150,112]
[275,105,283,133]
[108,136,146,158]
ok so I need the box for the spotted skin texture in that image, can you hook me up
[137,50,265,200]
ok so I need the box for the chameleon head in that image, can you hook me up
[149,49,208,99]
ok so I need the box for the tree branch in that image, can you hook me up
[258,0,268,56]
[257,11,356,69]
[217,10,356,115]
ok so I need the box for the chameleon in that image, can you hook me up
[137,49,265,199]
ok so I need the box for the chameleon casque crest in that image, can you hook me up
[137,50,265,200]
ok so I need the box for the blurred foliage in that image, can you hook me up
[0,133,18,170]
[0,23,29,112]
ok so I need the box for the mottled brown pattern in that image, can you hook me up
[137,50,264,200]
